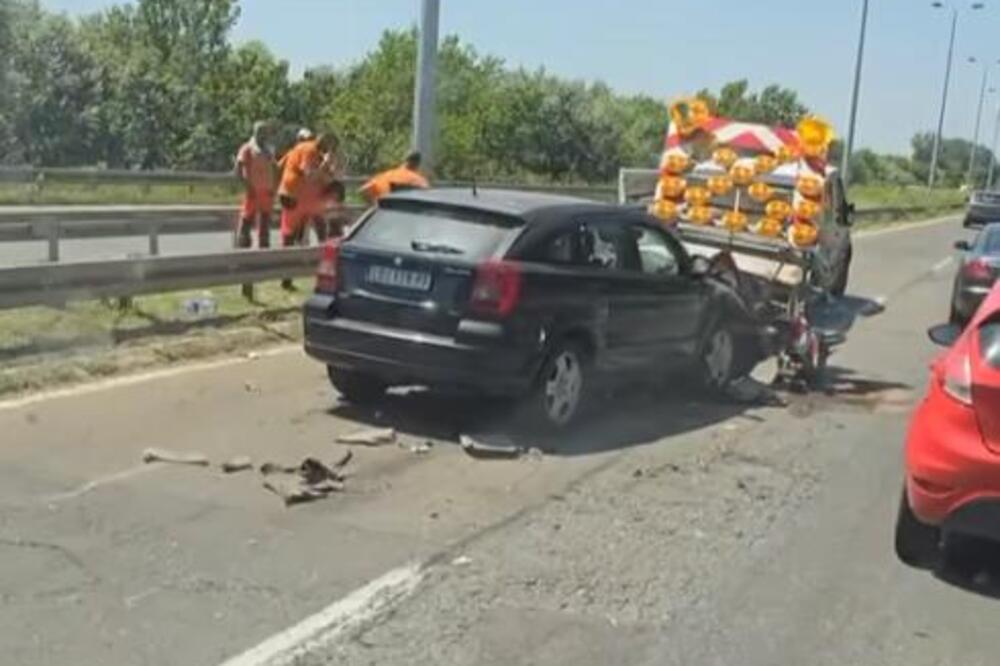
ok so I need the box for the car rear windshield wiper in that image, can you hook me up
[411,240,464,255]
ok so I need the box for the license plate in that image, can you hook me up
[366,265,432,291]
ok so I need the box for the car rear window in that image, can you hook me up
[351,205,520,260]
[975,192,1000,205]
[981,320,1000,370]
[981,227,1000,254]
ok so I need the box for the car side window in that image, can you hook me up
[543,230,578,265]
[580,224,627,270]
[632,225,681,276]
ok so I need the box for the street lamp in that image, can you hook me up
[928,1,986,188]
[412,0,441,173]
[966,57,1000,188]
[841,0,869,188]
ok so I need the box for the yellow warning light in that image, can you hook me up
[756,217,784,237]
[659,175,687,199]
[795,199,822,220]
[662,150,691,175]
[722,210,749,232]
[651,199,678,221]
[748,181,774,202]
[684,186,712,207]
[775,144,798,163]
[707,176,734,196]
[713,147,738,168]
[688,205,714,225]
[796,174,824,199]
[730,163,755,186]
[765,199,792,220]
[797,116,835,158]
[789,221,819,247]
[670,97,711,136]
[754,154,778,174]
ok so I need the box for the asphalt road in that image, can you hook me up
[2,215,998,666]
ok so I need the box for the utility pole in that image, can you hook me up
[930,7,959,188]
[412,0,440,174]
[987,101,1000,189]
[841,0,869,187]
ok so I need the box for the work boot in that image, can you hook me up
[258,217,271,249]
[236,218,253,248]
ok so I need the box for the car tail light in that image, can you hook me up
[941,347,974,406]
[963,258,992,282]
[315,239,341,293]
[470,260,521,317]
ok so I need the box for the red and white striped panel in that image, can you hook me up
[666,118,800,154]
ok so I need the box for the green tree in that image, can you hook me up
[698,79,809,127]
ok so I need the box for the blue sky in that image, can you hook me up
[42,0,1000,154]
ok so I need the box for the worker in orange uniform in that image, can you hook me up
[277,132,343,288]
[359,151,430,204]
[234,121,277,248]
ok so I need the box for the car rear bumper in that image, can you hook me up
[303,295,540,395]
[904,381,1000,535]
[964,208,1000,227]
[954,284,993,319]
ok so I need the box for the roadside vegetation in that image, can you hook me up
[0,0,993,189]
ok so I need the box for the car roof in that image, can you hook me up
[381,187,622,223]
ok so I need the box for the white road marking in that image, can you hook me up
[0,344,298,412]
[42,463,161,503]
[931,256,954,273]
[217,562,425,666]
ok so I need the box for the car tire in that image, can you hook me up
[831,246,852,297]
[327,366,387,404]
[699,316,739,395]
[894,489,941,569]
[527,341,590,431]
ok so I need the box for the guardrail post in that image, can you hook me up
[46,221,59,262]
[148,221,160,256]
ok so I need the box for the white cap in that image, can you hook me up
[297,128,315,141]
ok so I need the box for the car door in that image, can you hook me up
[816,175,850,289]
[626,220,710,368]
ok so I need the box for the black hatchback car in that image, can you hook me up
[303,189,761,428]
[952,222,1000,324]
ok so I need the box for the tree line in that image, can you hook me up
[0,0,991,187]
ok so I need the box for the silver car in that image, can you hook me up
[964,191,1000,228]
[952,223,1000,324]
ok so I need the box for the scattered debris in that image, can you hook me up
[259,462,298,475]
[524,447,545,461]
[460,433,526,459]
[141,448,210,467]
[244,381,260,394]
[726,377,784,406]
[299,457,345,485]
[451,555,472,567]
[221,456,254,474]
[337,427,397,447]
[333,449,354,469]
[245,351,260,361]
[404,441,434,455]
[263,478,341,506]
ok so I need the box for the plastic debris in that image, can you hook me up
[141,448,210,466]
[404,441,434,455]
[337,427,397,446]
[451,555,472,567]
[259,462,298,475]
[181,293,217,318]
[221,456,253,474]
[263,478,342,506]
[460,433,525,459]
[244,381,260,393]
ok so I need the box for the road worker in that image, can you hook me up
[359,151,430,204]
[277,132,344,288]
[234,121,277,248]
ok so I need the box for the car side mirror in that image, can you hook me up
[927,323,962,347]
[690,255,711,278]
[954,240,972,251]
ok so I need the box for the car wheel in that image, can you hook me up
[831,246,852,297]
[529,342,588,430]
[327,366,387,404]
[700,318,738,394]
[894,489,941,569]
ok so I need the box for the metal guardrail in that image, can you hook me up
[0,204,366,261]
[0,246,320,311]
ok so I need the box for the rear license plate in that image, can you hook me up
[366,265,432,291]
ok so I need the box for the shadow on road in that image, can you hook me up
[327,383,757,458]
[934,536,1000,600]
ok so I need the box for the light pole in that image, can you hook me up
[966,57,1000,188]
[841,0,869,187]
[929,2,985,188]
[987,100,1000,189]
[412,0,440,173]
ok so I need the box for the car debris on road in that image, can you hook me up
[337,427,397,446]
[221,456,254,474]
[460,434,543,460]
[141,448,210,466]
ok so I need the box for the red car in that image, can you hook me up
[896,282,1000,568]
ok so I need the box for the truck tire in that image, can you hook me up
[327,366,387,404]
[894,489,942,569]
